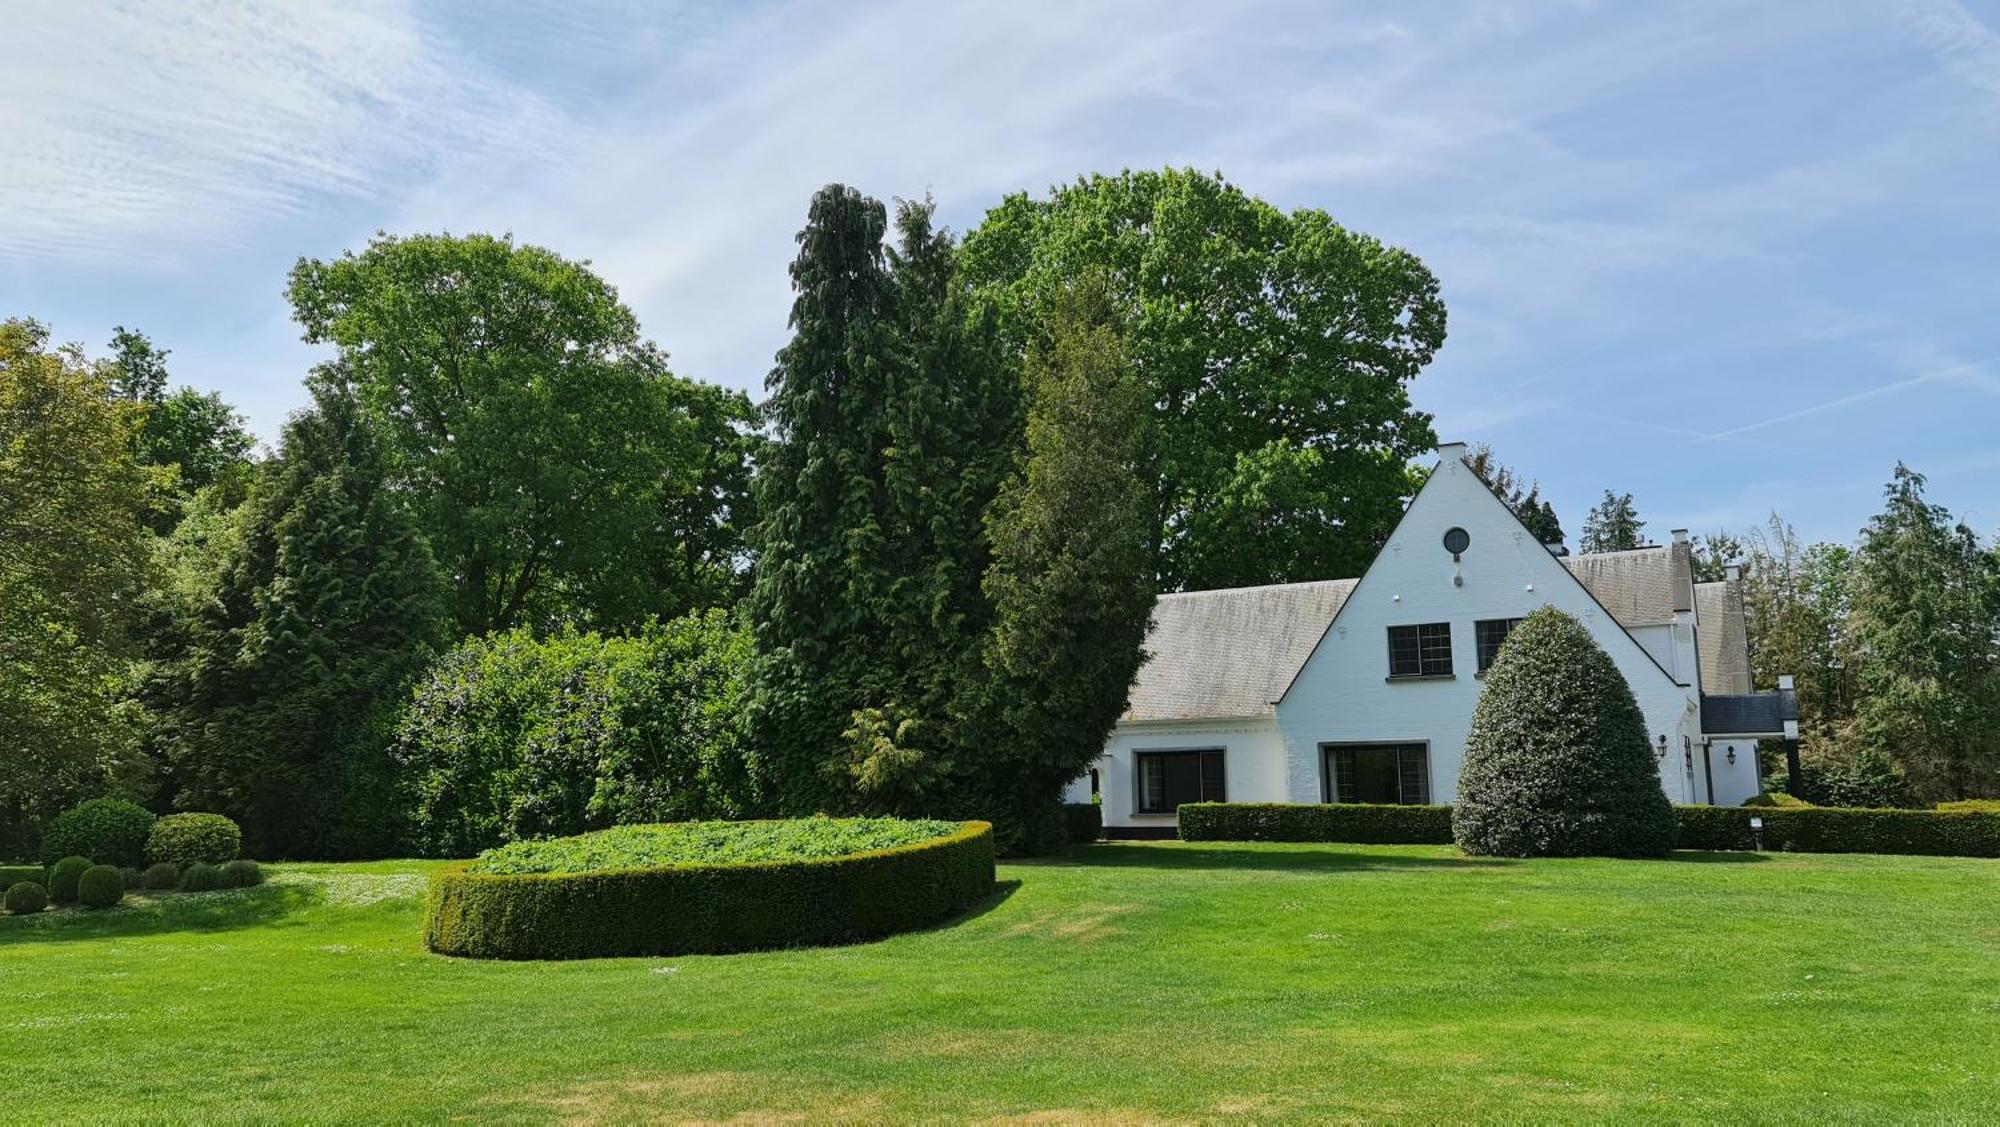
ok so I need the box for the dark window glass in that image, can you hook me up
[1387,623,1453,677]
[1476,618,1523,674]
[1137,750,1225,814]
[1326,745,1431,805]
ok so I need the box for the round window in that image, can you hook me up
[1443,527,1470,555]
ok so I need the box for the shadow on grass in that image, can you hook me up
[1662,849,1772,864]
[1057,841,1514,872]
[0,882,320,946]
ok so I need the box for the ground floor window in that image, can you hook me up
[1323,743,1431,805]
[1136,749,1225,814]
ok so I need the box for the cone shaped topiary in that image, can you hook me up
[1452,606,1675,858]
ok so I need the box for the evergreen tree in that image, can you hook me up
[1847,465,2000,800]
[1465,444,1565,546]
[974,277,1156,853]
[1579,490,1646,553]
[1691,531,1744,584]
[1740,515,1857,766]
[170,393,447,857]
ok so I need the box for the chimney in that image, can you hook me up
[1725,563,1742,583]
[1436,441,1468,464]
[1671,528,1689,545]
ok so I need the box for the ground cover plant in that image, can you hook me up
[464,816,963,875]
[3,843,1997,1121]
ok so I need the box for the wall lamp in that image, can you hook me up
[1655,733,1668,760]
[1725,747,1737,766]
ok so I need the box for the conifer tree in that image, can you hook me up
[1580,490,1646,553]
[171,393,447,857]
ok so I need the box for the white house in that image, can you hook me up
[1071,442,1796,836]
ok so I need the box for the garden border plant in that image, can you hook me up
[425,819,997,960]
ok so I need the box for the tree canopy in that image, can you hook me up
[1579,490,1646,554]
[1465,444,1565,546]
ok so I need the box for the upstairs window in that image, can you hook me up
[1387,623,1453,678]
[1476,617,1524,674]
[1136,750,1225,814]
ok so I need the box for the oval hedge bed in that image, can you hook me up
[425,818,997,960]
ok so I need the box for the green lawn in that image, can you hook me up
[5,843,1997,1123]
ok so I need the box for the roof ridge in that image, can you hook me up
[1159,576,1359,600]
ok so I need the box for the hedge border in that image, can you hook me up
[1063,803,1103,844]
[0,865,45,889]
[424,820,998,960]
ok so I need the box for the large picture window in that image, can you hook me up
[1387,623,1453,678]
[1136,750,1225,814]
[1324,744,1431,805]
[1475,617,1523,674]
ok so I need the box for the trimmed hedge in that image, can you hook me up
[42,798,156,867]
[47,856,92,904]
[0,865,45,889]
[4,881,47,914]
[146,814,242,867]
[1063,803,1103,844]
[1676,805,2000,857]
[1937,799,2000,814]
[141,863,182,890]
[1179,803,1455,844]
[220,860,264,888]
[1743,792,1812,808]
[426,820,997,960]
[77,865,124,909]
[180,863,225,892]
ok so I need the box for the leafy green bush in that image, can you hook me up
[1452,607,1674,858]
[1180,803,1455,844]
[220,860,263,888]
[1675,805,2000,856]
[179,862,225,892]
[1063,803,1102,844]
[1763,750,1915,809]
[396,612,754,858]
[468,817,962,875]
[42,798,157,867]
[3,881,47,914]
[119,866,145,891]
[427,820,996,959]
[77,865,124,909]
[146,813,242,866]
[1743,792,1812,808]
[141,862,182,890]
[47,856,92,903]
[0,864,45,889]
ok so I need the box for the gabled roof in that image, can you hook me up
[1559,545,1692,627]
[1694,581,1752,695]
[1123,579,1357,721]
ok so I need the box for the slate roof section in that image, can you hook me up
[1123,579,1358,722]
[1701,687,1798,737]
[1694,581,1752,695]
[1561,547,1682,627]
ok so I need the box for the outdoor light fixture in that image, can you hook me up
[1656,733,1668,759]
[1726,747,1737,766]
[1748,814,1765,852]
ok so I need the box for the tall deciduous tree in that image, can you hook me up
[105,327,255,524]
[975,277,1156,852]
[0,319,156,851]
[1741,515,1857,741]
[1579,490,1646,554]
[961,168,1447,591]
[287,232,749,635]
[1465,444,1565,546]
[170,393,448,857]
[1846,465,2000,800]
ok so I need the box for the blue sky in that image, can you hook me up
[5,0,1997,550]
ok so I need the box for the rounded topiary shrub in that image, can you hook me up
[220,860,263,888]
[42,798,156,868]
[141,862,182,890]
[426,818,998,960]
[77,865,124,909]
[47,856,93,904]
[146,813,242,867]
[1452,606,1675,858]
[4,881,47,914]
[179,862,225,893]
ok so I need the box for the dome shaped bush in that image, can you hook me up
[76,865,124,909]
[146,813,241,867]
[141,862,182,890]
[47,856,93,904]
[220,860,263,888]
[4,881,47,914]
[1452,606,1675,858]
[42,798,156,868]
[180,862,225,892]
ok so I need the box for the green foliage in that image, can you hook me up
[4,881,47,914]
[467,816,964,875]
[0,865,46,888]
[1178,803,1455,844]
[974,278,1156,853]
[119,867,145,890]
[0,321,156,851]
[1767,748,1916,809]
[396,611,754,857]
[1579,490,1645,554]
[1465,445,1564,546]
[288,232,752,634]
[1937,799,2000,813]
[960,168,1446,590]
[1740,516,1856,748]
[47,856,92,903]
[142,862,183,890]
[1674,805,2000,856]
[146,813,241,866]
[219,860,263,888]
[179,862,224,892]
[1690,531,1744,584]
[43,798,156,867]
[1453,607,1675,857]
[426,821,996,959]
[167,393,448,859]
[77,864,124,908]
[1742,792,1812,808]
[1062,803,1103,844]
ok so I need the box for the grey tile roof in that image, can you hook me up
[1694,581,1752,695]
[1561,547,1683,626]
[1123,579,1358,721]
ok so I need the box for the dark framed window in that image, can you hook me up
[1136,750,1225,814]
[1387,622,1453,678]
[1475,617,1523,674]
[1324,744,1431,805]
